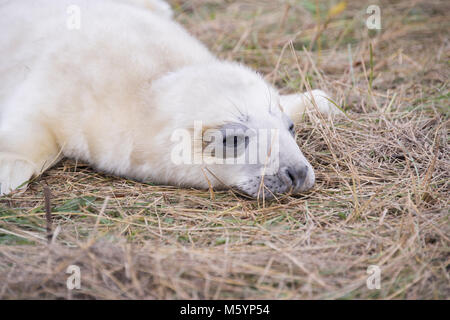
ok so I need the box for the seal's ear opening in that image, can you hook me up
[203,122,250,159]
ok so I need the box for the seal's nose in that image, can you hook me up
[284,165,308,190]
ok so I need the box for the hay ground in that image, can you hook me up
[0,0,449,299]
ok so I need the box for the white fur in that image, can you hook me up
[0,0,340,198]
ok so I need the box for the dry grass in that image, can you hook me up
[0,0,449,299]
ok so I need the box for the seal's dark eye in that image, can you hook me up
[223,136,249,148]
[223,136,238,148]
[289,123,295,135]
[217,122,250,158]
[222,136,228,146]
[222,135,249,158]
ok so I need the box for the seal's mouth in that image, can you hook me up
[232,167,315,199]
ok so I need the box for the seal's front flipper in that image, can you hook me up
[280,89,343,124]
[0,153,36,196]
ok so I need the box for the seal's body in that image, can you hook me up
[0,0,340,198]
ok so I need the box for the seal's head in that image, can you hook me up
[152,62,315,199]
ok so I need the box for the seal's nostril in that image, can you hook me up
[286,168,296,186]
[285,166,308,189]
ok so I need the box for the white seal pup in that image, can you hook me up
[0,0,341,198]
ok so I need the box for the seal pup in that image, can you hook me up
[0,0,341,198]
